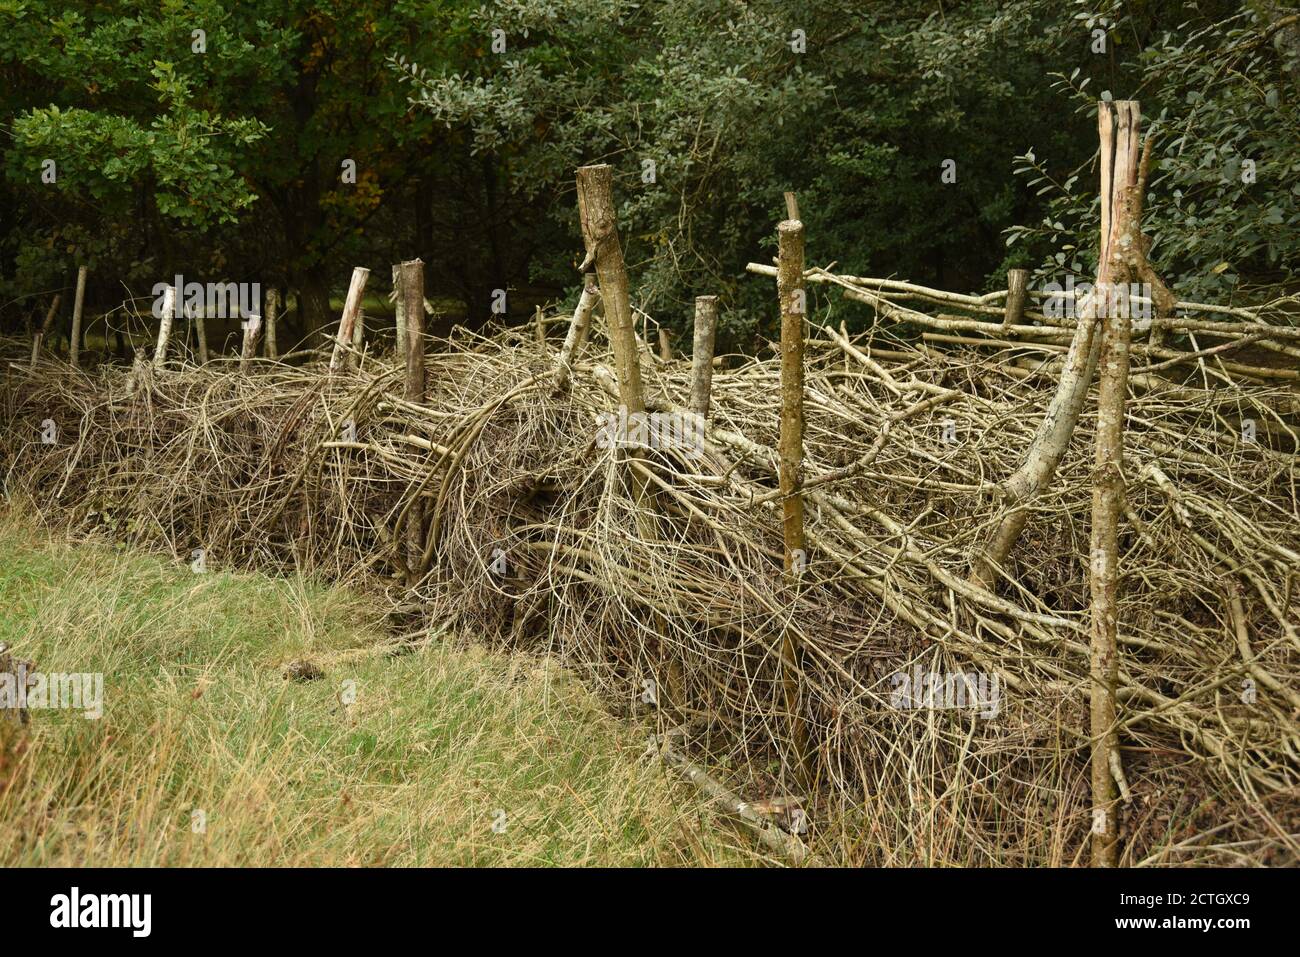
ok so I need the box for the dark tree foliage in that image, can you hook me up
[2,0,1295,349]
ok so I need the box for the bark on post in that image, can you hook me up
[400,259,426,586]
[575,164,646,415]
[30,294,61,368]
[69,265,87,369]
[153,286,176,370]
[777,219,812,790]
[552,273,599,393]
[1002,268,1029,329]
[264,287,279,359]
[330,267,370,372]
[689,295,719,418]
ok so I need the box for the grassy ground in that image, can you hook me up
[0,515,765,866]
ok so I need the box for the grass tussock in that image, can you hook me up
[0,515,767,866]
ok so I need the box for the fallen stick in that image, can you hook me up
[658,734,814,865]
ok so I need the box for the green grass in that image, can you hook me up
[0,516,765,866]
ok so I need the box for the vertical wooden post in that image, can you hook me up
[400,259,425,586]
[69,265,87,369]
[193,301,209,365]
[30,294,62,368]
[689,295,719,418]
[401,260,425,404]
[330,267,370,371]
[239,311,262,372]
[264,287,279,359]
[153,286,176,370]
[392,265,407,363]
[1089,99,1141,869]
[575,164,646,415]
[657,326,671,362]
[783,191,800,221]
[552,273,599,393]
[1002,268,1029,328]
[777,218,811,790]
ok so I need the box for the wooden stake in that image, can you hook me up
[69,265,87,369]
[784,191,800,221]
[399,259,425,586]
[575,164,646,415]
[153,286,176,370]
[193,301,209,364]
[777,218,811,790]
[689,295,719,417]
[264,287,279,359]
[657,325,671,362]
[1089,99,1142,869]
[239,311,262,372]
[330,267,370,372]
[1002,268,1029,329]
[30,294,62,368]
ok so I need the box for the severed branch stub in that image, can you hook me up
[239,310,262,372]
[1002,268,1029,329]
[689,295,719,418]
[153,286,176,370]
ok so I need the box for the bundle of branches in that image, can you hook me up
[1,301,1296,865]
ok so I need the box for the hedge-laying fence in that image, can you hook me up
[3,102,1297,866]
